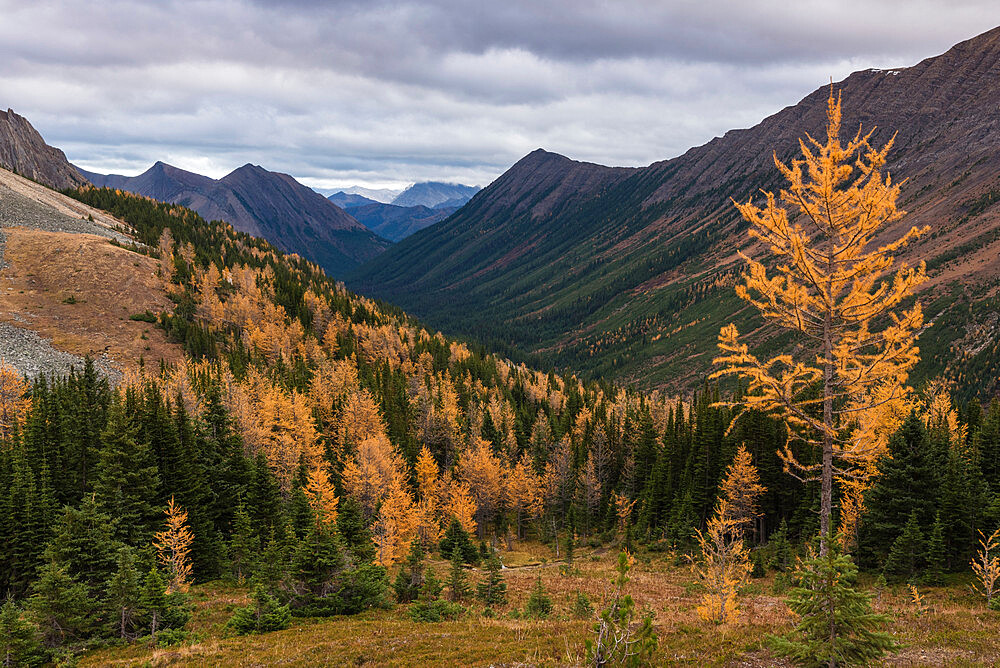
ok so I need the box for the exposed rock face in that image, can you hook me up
[350,26,1000,398]
[0,109,89,190]
[81,161,391,276]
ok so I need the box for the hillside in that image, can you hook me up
[79,161,390,276]
[0,108,88,190]
[349,27,1000,400]
[343,201,459,241]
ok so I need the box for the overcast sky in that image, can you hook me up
[1,1,996,192]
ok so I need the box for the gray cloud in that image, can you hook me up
[0,0,996,190]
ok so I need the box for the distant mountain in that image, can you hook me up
[0,108,88,190]
[391,181,479,208]
[350,26,1000,400]
[328,191,378,208]
[337,185,403,204]
[346,202,458,242]
[81,161,390,275]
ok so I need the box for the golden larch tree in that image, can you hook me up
[712,90,927,553]
[304,463,340,528]
[154,496,194,594]
[718,444,766,539]
[691,498,752,624]
[0,359,31,441]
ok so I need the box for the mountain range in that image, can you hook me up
[0,108,89,190]
[349,26,1000,400]
[328,181,480,241]
[78,162,390,276]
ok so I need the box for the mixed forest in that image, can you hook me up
[0,96,999,667]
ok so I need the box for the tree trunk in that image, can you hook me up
[821,275,834,557]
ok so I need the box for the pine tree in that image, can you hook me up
[768,536,898,667]
[446,547,471,602]
[228,500,258,585]
[43,496,118,597]
[713,91,927,555]
[587,550,658,667]
[882,511,925,582]
[140,567,189,640]
[439,518,478,565]
[0,599,45,667]
[476,551,507,607]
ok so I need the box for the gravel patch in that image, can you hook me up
[0,180,131,243]
[0,321,120,382]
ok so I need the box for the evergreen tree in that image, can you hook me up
[104,546,144,640]
[475,551,507,606]
[43,496,118,597]
[226,584,291,635]
[923,513,946,585]
[439,518,478,565]
[139,567,189,640]
[938,444,988,569]
[393,539,425,604]
[882,512,925,582]
[336,497,376,564]
[0,599,46,667]
[768,537,898,667]
[524,577,553,619]
[446,547,471,602]
[857,414,937,569]
[29,561,95,648]
[228,500,258,585]
[419,566,443,602]
[92,396,161,545]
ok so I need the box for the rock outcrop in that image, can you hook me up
[0,108,89,190]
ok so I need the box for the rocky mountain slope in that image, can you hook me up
[0,109,88,190]
[79,161,390,276]
[349,26,1000,400]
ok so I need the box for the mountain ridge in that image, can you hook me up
[0,108,89,190]
[349,26,1000,399]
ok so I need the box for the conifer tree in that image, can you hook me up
[154,496,195,593]
[446,547,471,602]
[923,513,946,585]
[882,511,925,582]
[228,501,258,585]
[139,566,190,641]
[0,599,45,667]
[43,496,118,597]
[524,577,553,619]
[439,518,478,565]
[29,561,95,648]
[104,546,144,640]
[768,536,898,666]
[336,496,376,564]
[419,565,443,602]
[226,584,291,635]
[93,395,161,544]
[476,551,507,607]
[713,91,927,555]
[587,550,657,667]
[393,539,426,604]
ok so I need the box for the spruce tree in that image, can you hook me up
[140,567,189,639]
[226,584,291,635]
[475,551,507,606]
[419,566,443,602]
[768,537,898,667]
[923,513,946,585]
[393,539,425,604]
[93,396,161,545]
[0,599,46,667]
[336,497,375,564]
[439,518,478,565]
[446,547,471,602]
[882,511,925,582]
[228,501,258,585]
[43,496,118,597]
[29,561,95,648]
[104,546,144,640]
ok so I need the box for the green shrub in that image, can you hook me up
[129,310,158,323]
[407,600,466,622]
[226,585,292,636]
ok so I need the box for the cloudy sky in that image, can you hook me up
[1,1,996,192]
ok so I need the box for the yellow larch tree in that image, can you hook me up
[711,90,928,553]
[0,359,31,442]
[505,452,543,539]
[304,462,340,529]
[718,444,766,539]
[440,473,478,536]
[413,445,444,544]
[691,498,751,624]
[456,436,505,536]
[340,433,408,519]
[154,496,194,594]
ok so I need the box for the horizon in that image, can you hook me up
[3,2,998,190]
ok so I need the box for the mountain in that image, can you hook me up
[80,161,390,276]
[0,108,88,190]
[391,181,480,208]
[328,191,379,208]
[345,202,459,242]
[349,27,1000,400]
[337,185,404,203]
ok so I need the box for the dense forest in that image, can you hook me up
[0,177,998,664]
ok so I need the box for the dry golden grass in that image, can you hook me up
[0,228,183,372]
[79,541,1000,667]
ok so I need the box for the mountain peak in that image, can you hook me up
[0,107,88,190]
